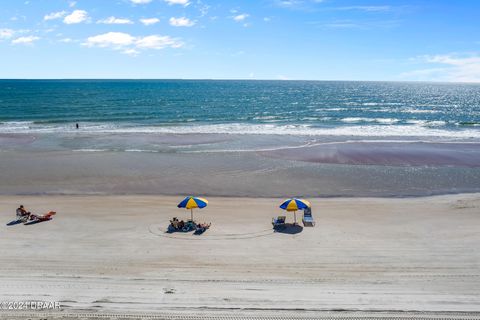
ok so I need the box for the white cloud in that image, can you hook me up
[97,16,133,24]
[11,35,40,45]
[10,15,27,21]
[136,35,183,49]
[426,54,473,65]
[44,11,67,21]
[63,10,88,24]
[277,75,291,80]
[84,32,183,54]
[333,6,392,12]
[231,50,245,57]
[426,54,480,82]
[130,0,152,3]
[0,28,15,39]
[323,21,361,29]
[198,3,210,17]
[169,17,195,27]
[164,0,190,6]
[274,0,324,9]
[140,18,160,26]
[59,38,73,43]
[402,54,480,82]
[69,1,77,7]
[123,48,140,56]
[274,0,304,8]
[2,28,32,41]
[233,14,249,22]
[317,19,400,29]
[84,32,135,48]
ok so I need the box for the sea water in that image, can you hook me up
[0,80,479,139]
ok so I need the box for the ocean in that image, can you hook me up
[0,80,479,139]
[1,80,479,197]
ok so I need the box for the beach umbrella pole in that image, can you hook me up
[294,211,297,225]
[191,208,193,221]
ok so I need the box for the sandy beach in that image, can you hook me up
[1,194,479,319]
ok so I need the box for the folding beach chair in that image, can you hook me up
[302,207,315,227]
[272,216,286,229]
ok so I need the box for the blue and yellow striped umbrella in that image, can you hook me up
[279,198,311,224]
[177,196,208,221]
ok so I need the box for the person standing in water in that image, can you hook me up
[76,123,79,129]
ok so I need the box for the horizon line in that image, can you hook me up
[0,78,479,84]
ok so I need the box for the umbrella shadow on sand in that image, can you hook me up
[274,223,303,234]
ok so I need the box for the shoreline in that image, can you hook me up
[1,191,480,199]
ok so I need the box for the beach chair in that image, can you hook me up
[272,216,286,229]
[302,207,315,227]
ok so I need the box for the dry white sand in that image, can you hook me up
[0,194,479,317]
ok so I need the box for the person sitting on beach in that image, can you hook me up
[178,220,185,229]
[16,205,31,220]
[170,217,179,229]
[196,222,211,231]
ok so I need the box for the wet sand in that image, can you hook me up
[1,131,480,197]
[1,147,480,197]
[1,194,479,318]
[259,141,480,167]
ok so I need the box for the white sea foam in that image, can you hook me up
[321,107,348,111]
[125,149,160,153]
[426,121,447,126]
[402,108,441,114]
[376,118,400,124]
[341,117,399,124]
[0,122,117,134]
[72,149,110,152]
[252,116,281,121]
[0,121,35,131]
[1,121,479,139]
[406,120,447,127]
[341,117,370,123]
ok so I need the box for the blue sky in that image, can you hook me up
[0,0,479,81]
